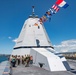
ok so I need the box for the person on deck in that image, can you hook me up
[17,55,21,65]
[25,55,30,67]
[22,56,25,65]
[11,56,16,67]
[30,56,33,64]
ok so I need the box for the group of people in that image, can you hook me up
[9,55,33,67]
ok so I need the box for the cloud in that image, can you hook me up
[8,36,12,39]
[12,38,18,42]
[54,39,76,53]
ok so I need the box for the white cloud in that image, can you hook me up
[54,39,76,53]
[8,36,12,39]
[12,38,18,42]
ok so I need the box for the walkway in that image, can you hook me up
[0,61,9,75]
[12,62,76,75]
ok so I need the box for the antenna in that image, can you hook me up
[32,6,35,15]
[29,6,38,18]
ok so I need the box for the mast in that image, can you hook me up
[29,6,38,18]
[32,6,35,16]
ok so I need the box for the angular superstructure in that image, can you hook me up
[12,7,70,71]
[12,8,54,55]
[14,17,52,48]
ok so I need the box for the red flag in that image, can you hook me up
[56,0,63,5]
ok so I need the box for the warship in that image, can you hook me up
[0,6,76,75]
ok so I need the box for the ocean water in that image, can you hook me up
[0,55,8,63]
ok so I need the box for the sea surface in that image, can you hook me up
[0,55,8,63]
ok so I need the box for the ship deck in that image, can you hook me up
[11,59,76,75]
[1,59,76,75]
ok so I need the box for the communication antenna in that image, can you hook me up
[32,6,35,16]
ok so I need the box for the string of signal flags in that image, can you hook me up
[38,0,69,25]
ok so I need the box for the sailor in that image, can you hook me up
[11,56,16,67]
[22,56,25,65]
[17,55,21,65]
[25,55,30,67]
[30,56,33,64]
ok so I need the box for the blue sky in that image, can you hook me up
[0,0,76,54]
